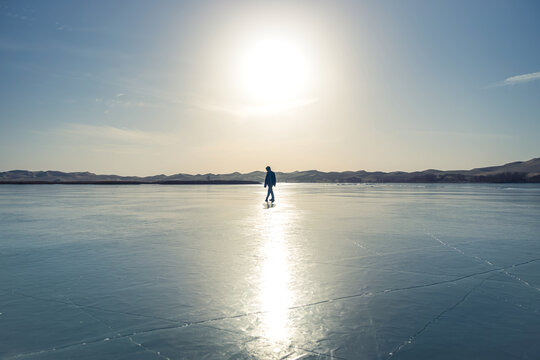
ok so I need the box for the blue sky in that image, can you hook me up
[1,0,539,175]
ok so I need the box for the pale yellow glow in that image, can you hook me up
[239,38,310,104]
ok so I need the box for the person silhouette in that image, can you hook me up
[264,166,276,202]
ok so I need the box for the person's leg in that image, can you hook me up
[269,186,275,202]
[265,187,270,201]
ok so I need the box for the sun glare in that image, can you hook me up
[239,38,310,103]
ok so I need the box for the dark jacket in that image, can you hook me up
[264,171,276,187]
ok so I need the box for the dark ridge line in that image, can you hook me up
[3,158,540,184]
[0,180,261,185]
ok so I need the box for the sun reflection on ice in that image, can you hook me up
[258,209,295,345]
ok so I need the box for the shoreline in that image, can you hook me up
[1,180,538,185]
[0,180,261,185]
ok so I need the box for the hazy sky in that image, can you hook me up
[1,0,539,175]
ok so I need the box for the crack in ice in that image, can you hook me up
[426,230,540,293]
[6,257,540,360]
[385,277,490,359]
[10,290,181,323]
[309,259,460,278]
[500,269,540,293]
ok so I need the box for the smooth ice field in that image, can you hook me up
[0,184,539,359]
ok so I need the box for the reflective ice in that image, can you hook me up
[0,184,539,359]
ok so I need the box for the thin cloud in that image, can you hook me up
[503,71,540,85]
[489,71,540,88]
[192,97,318,117]
[84,144,145,155]
[106,98,149,108]
[60,123,176,146]
[415,129,511,139]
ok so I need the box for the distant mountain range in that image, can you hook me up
[1,158,539,184]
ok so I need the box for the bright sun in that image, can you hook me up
[238,38,310,103]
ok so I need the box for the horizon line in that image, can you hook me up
[2,157,538,178]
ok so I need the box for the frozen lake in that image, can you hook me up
[1,183,539,359]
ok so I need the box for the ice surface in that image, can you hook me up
[0,183,539,359]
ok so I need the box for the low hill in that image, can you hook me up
[1,158,539,184]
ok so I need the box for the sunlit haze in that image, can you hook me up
[1,0,539,175]
[238,38,311,104]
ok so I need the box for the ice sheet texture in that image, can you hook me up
[1,184,539,359]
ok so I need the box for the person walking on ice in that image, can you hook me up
[264,166,276,202]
